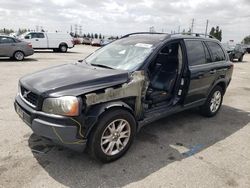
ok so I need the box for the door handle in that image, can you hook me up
[35,39,39,41]
[210,69,217,74]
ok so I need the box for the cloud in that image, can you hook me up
[0,0,249,42]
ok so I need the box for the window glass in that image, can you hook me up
[0,37,15,44]
[203,43,212,63]
[37,33,45,38]
[185,40,206,66]
[206,41,225,62]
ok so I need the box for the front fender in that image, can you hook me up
[83,101,134,137]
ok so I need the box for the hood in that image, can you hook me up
[20,63,129,97]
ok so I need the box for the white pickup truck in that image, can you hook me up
[20,32,74,52]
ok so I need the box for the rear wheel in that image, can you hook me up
[88,109,136,163]
[13,51,24,61]
[59,44,68,53]
[238,54,243,62]
[200,86,223,117]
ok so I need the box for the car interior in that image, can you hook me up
[146,42,181,106]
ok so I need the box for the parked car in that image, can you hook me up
[0,35,34,61]
[223,43,246,62]
[91,38,101,46]
[14,32,233,162]
[82,37,91,45]
[19,32,74,52]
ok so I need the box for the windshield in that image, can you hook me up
[85,37,155,71]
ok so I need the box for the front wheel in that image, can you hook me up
[88,109,136,163]
[200,86,223,117]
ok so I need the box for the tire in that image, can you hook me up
[200,86,223,117]
[88,108,136,163]
[238,54,243,62]
[59,44,68,53]
[13,51,24,61]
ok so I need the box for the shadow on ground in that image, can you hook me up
[28,105,250,188]
[0,58,38,62]
[34,50,80,54]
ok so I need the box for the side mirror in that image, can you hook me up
[24,35,31,39]
[78,59,83,63]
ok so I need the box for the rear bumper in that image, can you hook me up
[24,48,34,56]
[14,94,86,152]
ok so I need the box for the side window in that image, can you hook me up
[0,37,15,44]
[30,33,38,39]
[37,33,45,38]
[206,41,225,62]
[185,40,206,66]
[203,43,212,63]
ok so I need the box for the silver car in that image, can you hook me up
[0,35,34,61]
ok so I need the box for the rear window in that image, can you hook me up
[185,40,206,66]
[206,42,225,62]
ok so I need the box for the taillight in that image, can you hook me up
[28,43,32,48]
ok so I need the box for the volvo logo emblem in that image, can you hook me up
[23,90,31,98]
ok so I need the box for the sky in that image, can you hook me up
[0,0,249,42]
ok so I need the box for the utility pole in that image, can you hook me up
[191,18,194,33]
[205,19,209,37]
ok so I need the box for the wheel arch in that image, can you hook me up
[84,101,136,137]
[207,79,227,98]
[59,42,68,48]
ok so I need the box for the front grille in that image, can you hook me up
[20,86,39,107]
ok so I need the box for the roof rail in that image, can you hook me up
[170,32,217,39]
[121,32,168,38]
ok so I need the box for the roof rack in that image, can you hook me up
[121,32,217,40]
[170,32,217,39]
[121,32,168,38]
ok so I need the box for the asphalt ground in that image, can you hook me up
[0,45,250,188]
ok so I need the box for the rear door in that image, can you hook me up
[0,36,17,56]
[183,39,217,105]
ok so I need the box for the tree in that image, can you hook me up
[91,33,94,39]
[94,33,98,39]
[87,33,90,38]
[209,26,222,41]
[99,33,102,39]
[242,35,250,44]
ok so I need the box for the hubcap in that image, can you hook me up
[61,46,67,52]
[101,119,131,156]
[210,90,221,113]
[15,52,24,60]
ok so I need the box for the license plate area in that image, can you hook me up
[15,103,31,126]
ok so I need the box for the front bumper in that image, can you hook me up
[14,94,86,152]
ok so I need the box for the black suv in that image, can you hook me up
[223,43,246,62]
[14,33,233,162]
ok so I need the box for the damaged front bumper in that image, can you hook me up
[14,94,87,152]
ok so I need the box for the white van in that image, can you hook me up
[20,32,74,52]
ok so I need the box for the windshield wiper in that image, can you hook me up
[90,63,114,69]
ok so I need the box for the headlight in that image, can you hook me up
[42,96,80,116]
